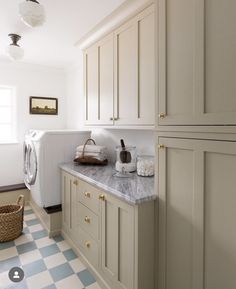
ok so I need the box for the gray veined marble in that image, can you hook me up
[59,163,156,205]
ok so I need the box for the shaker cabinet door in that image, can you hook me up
[157,137,236,289]
[84,34,114,125]
[114,5,155,126]
[101,193,135,289]
[84,44,99,125]
[158,0,236,125]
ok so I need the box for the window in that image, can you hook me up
[0,86,17,143]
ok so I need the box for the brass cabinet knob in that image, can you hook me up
[85,241,91,248]
[84,192,90,198]
[159,112,166,119]
[84,216,90,223]
[99,194,105,201]
[158,144,165,149]
[73,180,78,185]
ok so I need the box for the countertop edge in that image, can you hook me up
[59,164,157,205]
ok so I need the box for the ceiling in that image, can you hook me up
[0,0,125,68]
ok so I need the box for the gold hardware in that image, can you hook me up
[73,180,78,185]
[84,192,91,198]
[159,112,165,119]
[99,194,105,201]
[158,144,165,149]
[110,117,119,121]
[84,216,90,223]
[85,241,91,248]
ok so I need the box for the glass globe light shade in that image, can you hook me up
[6,45,24,61]
[19,1,46,28]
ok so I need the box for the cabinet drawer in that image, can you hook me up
[78,180,100,214]
[77,226,98,268]
[77,202,99,241]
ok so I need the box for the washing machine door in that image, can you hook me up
[24,139,37,189]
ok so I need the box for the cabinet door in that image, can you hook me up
[158,137,236,289]
[97,34,114,125]
[84,35,113,126]
[158,0,236,125]
[61,171,77,236]
[84,43,99,125]
[114,5,155,126]
[101,193,135,289]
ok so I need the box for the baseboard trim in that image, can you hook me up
[0,183,26,193]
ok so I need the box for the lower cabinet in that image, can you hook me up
[157,137,236,289]
[100,193,135,289]
[61,171,77,239]
[61,172,155,289]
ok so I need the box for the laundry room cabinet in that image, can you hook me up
[157,137,236,289]
[84,34,114,126]
[84,4,155,127]
[61,171,77,239]
[158,0,236,126]
[100,192,135,289]
[60,169,155,289]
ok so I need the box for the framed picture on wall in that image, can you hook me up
[29,96,58,115]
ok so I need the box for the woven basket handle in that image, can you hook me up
[82,138,96,158]
[17,195,25,207]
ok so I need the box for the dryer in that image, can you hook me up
[24,130,91,208]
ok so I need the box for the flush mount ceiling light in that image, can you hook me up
[6,34,24,61]
[19,0,46,28]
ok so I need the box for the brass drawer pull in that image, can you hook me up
[110,117,119,121]
[73,180,78,185]
[85,241,91,248]
[84,192,91,198]
[99,194,105,201]
[84,216,90,223]
[159,112,166,119]
[158,144,165,149]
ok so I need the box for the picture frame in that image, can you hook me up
[29,96,58,115]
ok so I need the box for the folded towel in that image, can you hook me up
[76,145,107,154]
[75,152,107,158]
[75,153,107,162]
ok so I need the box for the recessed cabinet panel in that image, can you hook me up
[98,35,114,125]
[103,200,117,278]
[204,152,236,289]
[158,144,195,289]
[139,10,155,125]
[114,22,138,125]
[166,0,194,117]
[118,208,133,288]
[85,45,99,124]
[61,172,77,237]
[205,0,236,114]
[158,138,236,289]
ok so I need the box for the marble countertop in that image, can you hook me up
[59,163,156,205]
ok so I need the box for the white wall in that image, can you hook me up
[66,51,155,162]
[0,61,67,186]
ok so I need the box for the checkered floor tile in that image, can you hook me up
[0,205,101,289]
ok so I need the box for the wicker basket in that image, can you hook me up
[0,195,25,242]
[74,138,108,166]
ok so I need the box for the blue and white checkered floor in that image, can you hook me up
[0,205,101,289]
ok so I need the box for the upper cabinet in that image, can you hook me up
[114,5,155,126]
[84,4,155,127]
[158,0,236,126]
[84,34,114,126]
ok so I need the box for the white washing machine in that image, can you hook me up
[24,130,91,208]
